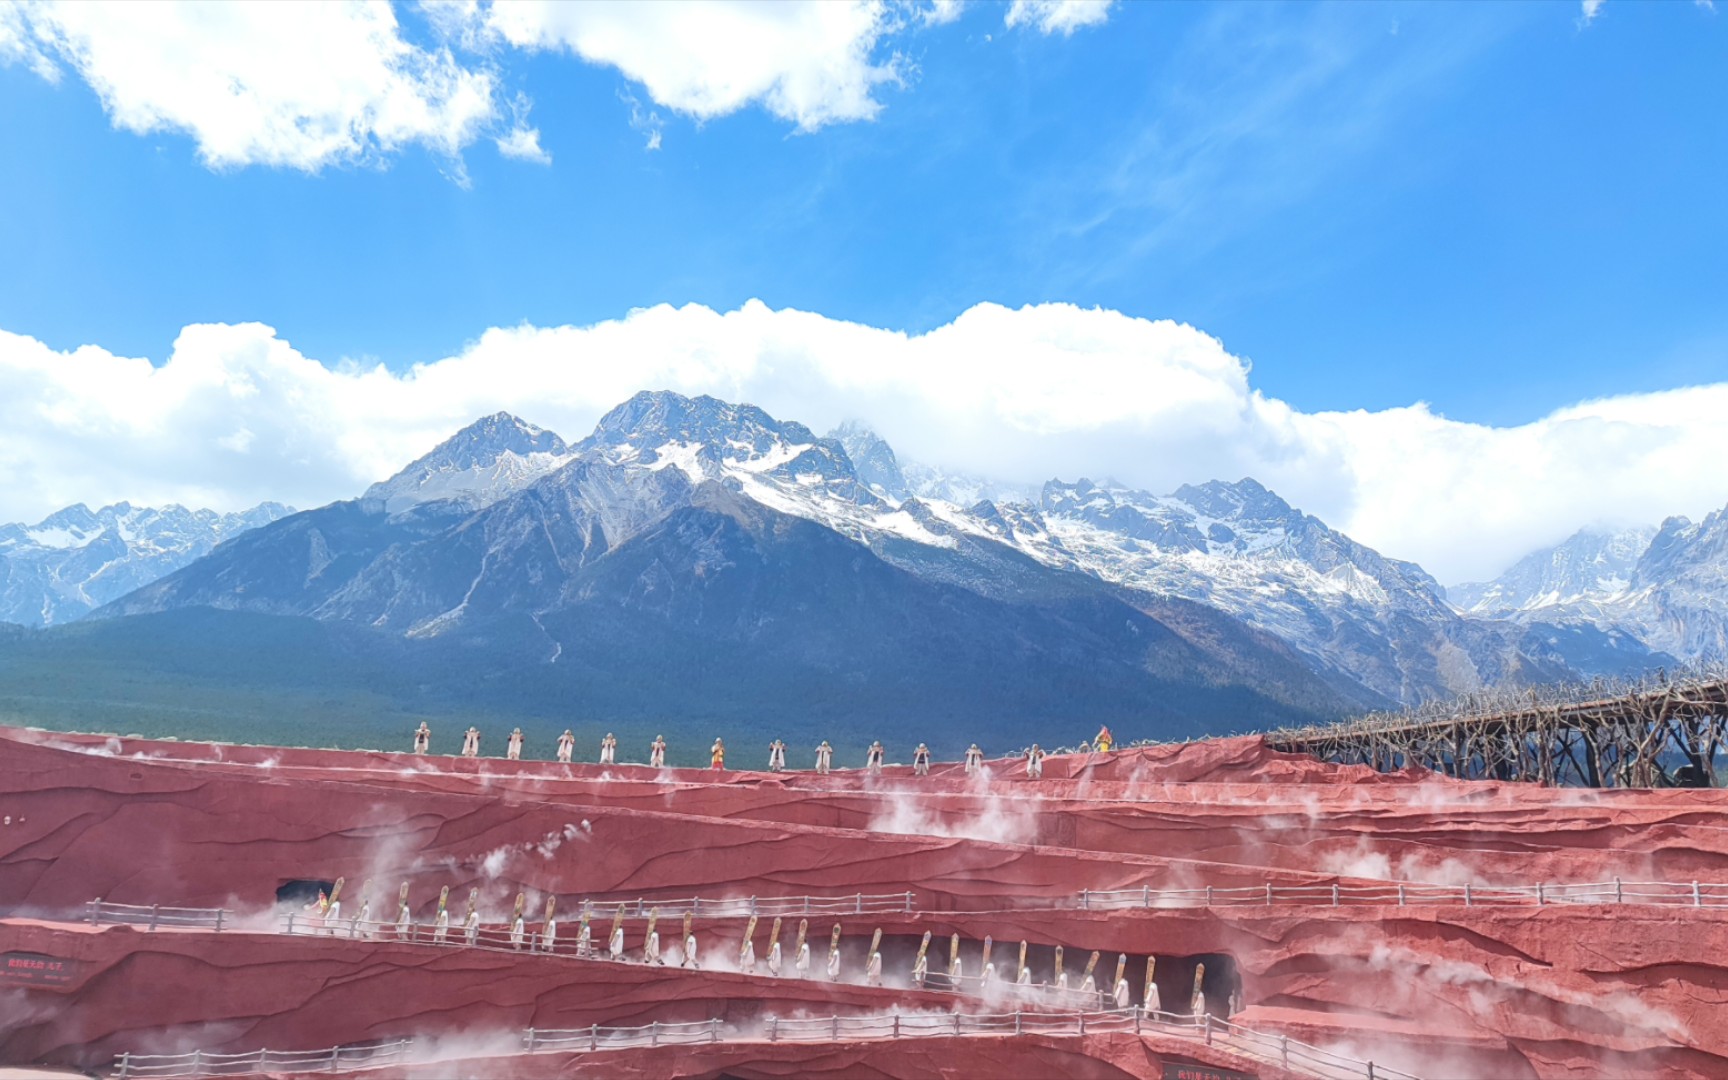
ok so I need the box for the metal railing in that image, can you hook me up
[277,912,1113,1011]
[1076,878,1728,910]
[111,1011,1416,1080]
[84,900,233,931]
[114,1039,412,1078]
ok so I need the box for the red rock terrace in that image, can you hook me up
[1,725,1722,1079]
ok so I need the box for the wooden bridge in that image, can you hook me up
[1265,670,1728,788]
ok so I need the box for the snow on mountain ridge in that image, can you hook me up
[0,501,294,626]
[364,412,573,513]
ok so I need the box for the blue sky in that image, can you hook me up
[4,0,1721,422]
[0,0,1725,580]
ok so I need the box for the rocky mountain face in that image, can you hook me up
[0,501,293,627]
[1447,515,1728,666]
[364,412,571,512]
[94,392,1667,732]
[99,393,1398,739]
[1449,525,1657,615]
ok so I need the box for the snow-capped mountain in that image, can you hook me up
[0,501,293,626]
[102,394,1394,739]
[1448,525,1656,615]
[101,393,1651,713]
[364,412,571,512]
[830,421,1035,506]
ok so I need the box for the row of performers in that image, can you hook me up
[412,723,1116,776]
[296,879,1229,1016]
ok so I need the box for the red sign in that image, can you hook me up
[1,952,76,986]
[1162,1064,1256,1080]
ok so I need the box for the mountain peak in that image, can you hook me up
[364,413,572,512]
[829,420,907,499]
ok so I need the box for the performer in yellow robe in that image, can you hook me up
[710,738,726,770]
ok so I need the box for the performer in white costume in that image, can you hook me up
[650,735,667,768]
[1026,744,1045,779]
[766,916,784,976]
[506,728,524,761]
[1190,962,1207,1016]
[394,883,412,939]
[509,893,527,949]
[576,904,594,958]
[738,914,758,974]
[911,931,931,988]
[608,905,627,960]
[600,733,617,765]
[556,729,575,764]
[643,908,662,965]
[1054,945,1068,991]
[965,743,984,774]
[321,877,344,934]
[913,743,931,776]
[814,740,833,774]
[768,739,787,772]
[681,912,699,969]
[864,929,884,986]
[540,897,557,953]
[432,886,450,943]
[1144,957,1162,1013]
[866,741,885,776]
[412,722,430,755]
[826,924,843,980]
[462,889,480,946]
[461,727,480,757]
[349,879,371,940]
[1113,955,1132,1010]
[794,919,811,979]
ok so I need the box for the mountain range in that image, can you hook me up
[0,501,293,627]
[3,390,1719,751]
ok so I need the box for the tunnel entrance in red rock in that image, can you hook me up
[275,879,335,908]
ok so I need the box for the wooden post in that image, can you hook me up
[650,1021,659,1048]
[215,909,225,932]
[1694,882,1703,907]
[1205,885,1213,905]
[892,1011,900,1038]
[1397,884,1405,906]
[525,1028,536,1052]
[116,1053,131,1078]
[1265,883,1273,906]
[1615,877,1624,903]
[1281,1035,1289,1068]
[189,1050,202,1077]
[1331,884,1339,907]
[905,891,914,913]
[287,912,296,935]
[1203,1013,1212,1045]
[590,1025,598,1051]
[710,1018,720,1044]
[1464,883,1472,907]
[1081,888,1089,910]
[149,904,160,932]
[327,1046,338,1073]
[855,893,863,914]
[1142,884,1150,907]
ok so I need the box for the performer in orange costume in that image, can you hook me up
[710,738,726,770]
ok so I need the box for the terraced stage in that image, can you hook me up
[1,726,1721,1078]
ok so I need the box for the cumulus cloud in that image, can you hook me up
[474,0,905,130]
[2,0,501,171]
[1579,0,1606,24]
[3,302,1725,585]
[1005,0,1113,36]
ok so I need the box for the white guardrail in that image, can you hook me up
[1077,878,1728,910]
[279,912,1122,1011]
[114,1010,1418,1080]
[82,900,235,931]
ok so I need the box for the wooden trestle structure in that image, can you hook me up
[1265,670,1728,788]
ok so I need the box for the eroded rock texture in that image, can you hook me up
[0,726,1720,1078]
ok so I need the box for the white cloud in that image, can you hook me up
[1004,0,1113,36]
[3,302,1725,585]
[476,0,904,131]
[3,0,500,171]
[920,0,966,27]
[1579,0,1606,24]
